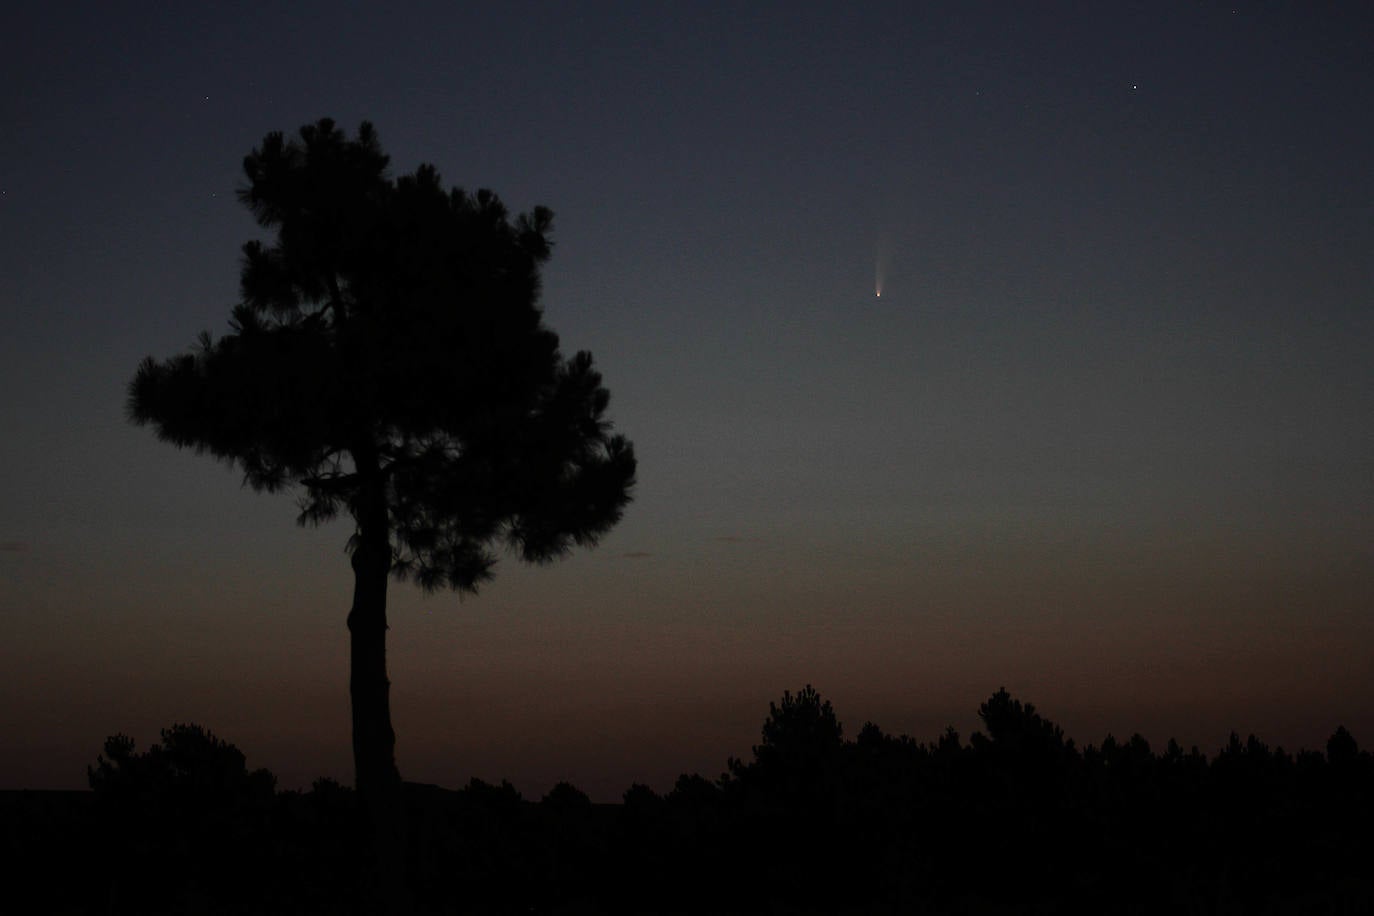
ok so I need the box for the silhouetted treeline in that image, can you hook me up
[8,689,1373,913]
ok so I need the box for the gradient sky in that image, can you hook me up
[3,2,1372,801]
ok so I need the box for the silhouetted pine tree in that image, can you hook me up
[128,118,635,913]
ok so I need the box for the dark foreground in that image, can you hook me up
[7,688,1374,914]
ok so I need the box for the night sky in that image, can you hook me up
[3,3,1371,801]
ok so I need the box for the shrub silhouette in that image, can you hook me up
[87,725,277,912]
[728,684,844,801]
[1328,724,1359,765]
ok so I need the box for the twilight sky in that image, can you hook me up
[2,2,1371,801]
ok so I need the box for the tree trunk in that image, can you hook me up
[347,476,407,914]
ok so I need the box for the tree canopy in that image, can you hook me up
[129,118,636,592]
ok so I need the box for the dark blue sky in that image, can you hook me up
[3,3,1371,799]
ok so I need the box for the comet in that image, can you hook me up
[875,235,888,298]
